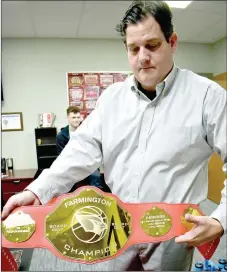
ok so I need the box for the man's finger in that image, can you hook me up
[1,199,18,220]
[184,213,202,224]
[175,232,192,244]
[175,235,188,244]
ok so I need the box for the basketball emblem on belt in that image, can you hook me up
[71,206,108,243]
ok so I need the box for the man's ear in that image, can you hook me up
[124,42,128,51]
[169,32,178,53]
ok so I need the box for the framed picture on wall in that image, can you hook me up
[1,112,24,132]
[67,71,131,118]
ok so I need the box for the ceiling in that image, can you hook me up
[1,1,226,43]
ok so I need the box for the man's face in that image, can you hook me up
[67,112,81,129]
[125,15,178,90]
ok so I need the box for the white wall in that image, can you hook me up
[1,38,213,169]
[212,37,227,76]
[174,42,213,73]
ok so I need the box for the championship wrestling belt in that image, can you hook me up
[2,186,220,264]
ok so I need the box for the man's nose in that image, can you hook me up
[138,47,151,65]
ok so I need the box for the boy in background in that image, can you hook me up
[56,106,104,191]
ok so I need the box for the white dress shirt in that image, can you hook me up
[27,65,227,232]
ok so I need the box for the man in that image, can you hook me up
[56,106,104,191]
[56,106,82,155]
[2,1,226,271]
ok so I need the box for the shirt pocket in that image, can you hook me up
[164,125,201,143]
[155,125,203,163]
[180,126,202,145]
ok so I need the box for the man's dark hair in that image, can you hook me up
[116,1,174,44]
[66,106,80,116]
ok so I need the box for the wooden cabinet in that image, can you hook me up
[1,169,37,203]
[35,127,58,170]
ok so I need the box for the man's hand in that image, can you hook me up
[2,190,41,220]
[175,213,224,248]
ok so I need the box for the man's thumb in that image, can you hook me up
[1,199,18,220]
[185,213,201,224]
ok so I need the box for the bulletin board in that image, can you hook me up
[66,72,131,120]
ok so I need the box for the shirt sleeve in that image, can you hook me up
[26,98,104,204]
[203,82,227,232]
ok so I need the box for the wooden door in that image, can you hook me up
[207,72,226,203]
[208,153,225,204]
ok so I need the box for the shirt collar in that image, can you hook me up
[130,64,178,96]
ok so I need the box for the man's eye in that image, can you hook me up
[129,47,139,53]
[146,44,159,51]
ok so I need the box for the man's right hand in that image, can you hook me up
[2,190,41,220]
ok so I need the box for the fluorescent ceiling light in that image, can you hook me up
[164,1,193,9]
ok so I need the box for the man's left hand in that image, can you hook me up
[175,213,224,248]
